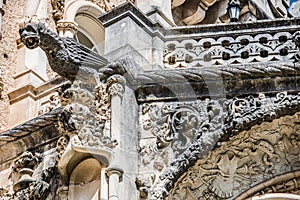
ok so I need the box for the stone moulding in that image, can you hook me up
[236,170,300,199]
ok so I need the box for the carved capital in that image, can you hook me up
[107,75,126,98]
[106,167,124,180]
[56,21,78,35]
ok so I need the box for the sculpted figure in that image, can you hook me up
[19,21,108,83]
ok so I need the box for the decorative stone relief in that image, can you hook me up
[167,113,300,199]
[90,0,135,11]
[38,92,60,115]
[57,80,116,152]
[237,170,300,199]
[0,151,56,200]
[51,0,65,23]
[171,0,220,25]
[138,92,300,199]
[164,31,297,68]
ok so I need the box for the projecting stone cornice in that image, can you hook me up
[0,108,61,170]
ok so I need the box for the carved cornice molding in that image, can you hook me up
[56,20,78,34]
[138,91,300,199]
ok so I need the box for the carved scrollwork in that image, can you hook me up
[38,92,60,115]
[107,74,126,98]
[138,92,300,199]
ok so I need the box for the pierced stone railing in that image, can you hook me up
[163,20,299,68]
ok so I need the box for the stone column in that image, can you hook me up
[107,75,126,145]
[56,20,78,38]
[105,167,123,200]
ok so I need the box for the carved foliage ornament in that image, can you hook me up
[57,80,117,157]
[138,91,300,199]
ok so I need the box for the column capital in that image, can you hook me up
[107,75,126,98]
[105,167,124,179]
[56,20,78,36]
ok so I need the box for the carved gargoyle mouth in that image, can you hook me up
[22,35,40,49]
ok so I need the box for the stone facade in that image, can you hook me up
[1,0,300,200]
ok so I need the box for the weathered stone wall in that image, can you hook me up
[0,0,25,132]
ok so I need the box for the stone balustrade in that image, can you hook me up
[164,19,300,68]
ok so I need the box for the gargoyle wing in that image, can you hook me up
[63,37,109,69]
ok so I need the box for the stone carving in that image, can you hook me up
[164,31,297,68]
[171,0,220,25]
[0,151,56,200]
[107,74,126,98]
[237,170,300,199]
[167,112,300,199]
[19,21,108,83]
[57,80,117,152]
[138,92,300,199]
[51,0,65,23]
[56,135,69,162]
[56,21,78,35]
[90,0,135,11]
[38,92,60,115]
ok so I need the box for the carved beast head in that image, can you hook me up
[19,22,45,49]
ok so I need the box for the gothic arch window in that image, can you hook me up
[68,158,102,200]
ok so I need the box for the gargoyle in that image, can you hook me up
[19,21,108,84]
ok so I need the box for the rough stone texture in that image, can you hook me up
[0,0,24,132]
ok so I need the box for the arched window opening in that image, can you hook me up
[74,13,105,55]
[68,158,102,200]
